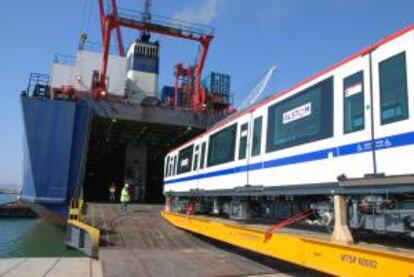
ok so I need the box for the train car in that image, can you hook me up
[164,25,414,236]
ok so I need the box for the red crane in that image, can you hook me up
[95,0,214,111]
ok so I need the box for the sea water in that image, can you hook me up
[0,194,82,257]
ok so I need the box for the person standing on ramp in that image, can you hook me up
[109,182,117,202]
[120,183,131,212]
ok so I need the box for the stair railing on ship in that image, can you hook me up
[21,73,51,98]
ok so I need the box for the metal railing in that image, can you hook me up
[22,73,50,98]
[78,40,126,55]
[102,0,214,37]
[53,54,76,66]
[115,7,215,36]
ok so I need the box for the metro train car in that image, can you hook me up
[163,25,414,236]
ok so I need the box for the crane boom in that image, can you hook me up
[237,66,277,110]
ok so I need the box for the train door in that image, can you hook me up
[247,111,264,185]
[235,115,251,186]
[336,54,375,178]
[198,140,207,189]
[192,143,201,189]
[163,155,171,193]
[370,34,414,175]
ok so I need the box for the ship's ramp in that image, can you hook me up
[84,203,326,277]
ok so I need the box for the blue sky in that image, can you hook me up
[0,0,413,185]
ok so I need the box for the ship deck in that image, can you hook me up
[84,203,326,277]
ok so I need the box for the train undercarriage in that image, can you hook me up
[168,192,414,237]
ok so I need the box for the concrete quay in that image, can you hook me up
[0,257,102,277]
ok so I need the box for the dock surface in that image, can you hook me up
[85,204,326,277]
[0,258,102,277]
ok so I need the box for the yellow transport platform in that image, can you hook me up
[162,211,414,277]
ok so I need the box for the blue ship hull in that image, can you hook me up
[20,92,213,223]
[21,96,91,221]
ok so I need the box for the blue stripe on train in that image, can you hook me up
[164,131,414,185]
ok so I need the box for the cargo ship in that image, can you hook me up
[20,0,232,224]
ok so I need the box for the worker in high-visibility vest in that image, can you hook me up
[120,183,131,212]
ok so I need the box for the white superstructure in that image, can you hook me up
[50,50,127,97]
[125,40,160,103]
[49,38,160,102]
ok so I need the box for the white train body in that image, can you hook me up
[164,26,414,235]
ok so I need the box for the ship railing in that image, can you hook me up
[78,40,126,55]
[22,73,51,99]
[53,54,76,66]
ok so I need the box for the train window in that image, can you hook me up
[266,77,334,152]
[168,160,173,177]
[164,156,170,177]
[379,52,409,125]
[173,155,177,176]
[238,123,248,160]
[200,142,206,169]
[344,71,364,133]
[177,145,194,174]
[193,145,199,171]
[207,124,237,167]
[251,116,263,157]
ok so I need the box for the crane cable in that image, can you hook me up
[80,0,94,37]
[85,0,94,35]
